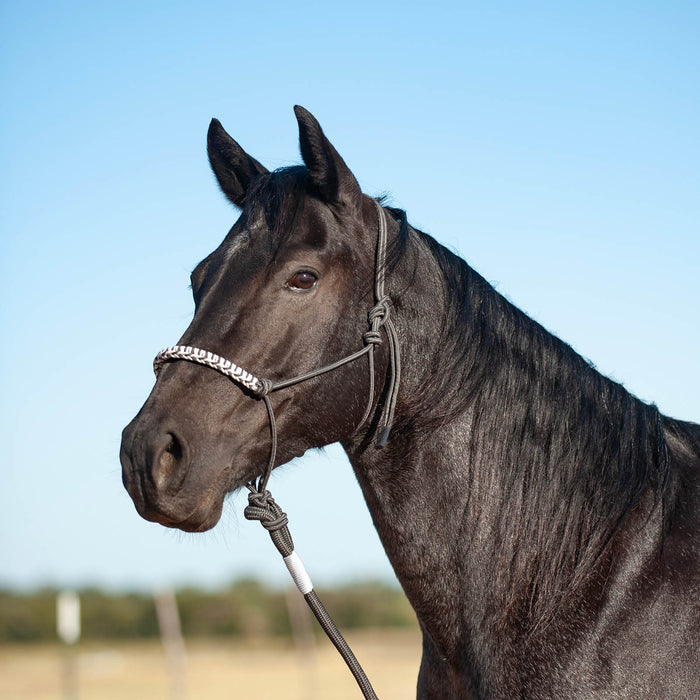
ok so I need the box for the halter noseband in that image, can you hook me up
[153,199,401,494]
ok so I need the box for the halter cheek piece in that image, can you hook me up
[153,199,400,494]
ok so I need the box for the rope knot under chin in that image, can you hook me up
[244,488,294,556]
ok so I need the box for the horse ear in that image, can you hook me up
[294,106,361,207]
[207,119,268,208]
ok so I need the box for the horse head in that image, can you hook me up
[120,107,392,532]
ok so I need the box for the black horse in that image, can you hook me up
[121,107,699,698]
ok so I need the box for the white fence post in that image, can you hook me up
[57,590,80,700]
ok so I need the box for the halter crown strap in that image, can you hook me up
[366,199,401,445]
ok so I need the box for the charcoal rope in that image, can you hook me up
[153,200,399,700]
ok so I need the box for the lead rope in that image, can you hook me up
[154,201,399,700]
[243,485,378,699]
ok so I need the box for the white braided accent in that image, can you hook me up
[153,345,263,394]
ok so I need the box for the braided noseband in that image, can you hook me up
[154,346,265,394]
[153,199,400,494]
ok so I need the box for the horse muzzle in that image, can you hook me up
[120,416,227,532]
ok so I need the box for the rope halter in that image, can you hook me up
[153,199,401,494]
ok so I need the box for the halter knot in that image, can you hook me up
[254,378,274,397]
[368,297,391,326]
[363,330,382,346]
[244,489,294,556]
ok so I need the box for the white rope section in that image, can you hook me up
[283,551,314,595]
[153,345,263,395]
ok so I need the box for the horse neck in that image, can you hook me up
[343,224,668,660]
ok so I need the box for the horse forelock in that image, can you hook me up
[242,166,308,257]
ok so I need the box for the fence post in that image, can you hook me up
[155,588,187,700]
[57,590,80,700]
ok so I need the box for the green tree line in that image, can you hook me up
[0,579,416,643]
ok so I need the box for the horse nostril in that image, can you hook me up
[153,433,185,491]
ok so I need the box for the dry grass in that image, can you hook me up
[0,629,422,699]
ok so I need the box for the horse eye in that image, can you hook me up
[287,271,318,290]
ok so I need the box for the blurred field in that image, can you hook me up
[0,629,422,699]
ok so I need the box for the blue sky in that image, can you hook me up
[1,1,698,591]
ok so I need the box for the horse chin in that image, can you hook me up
[145,466,258,532]
[135,487,226,533]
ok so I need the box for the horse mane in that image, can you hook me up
[394,216,672,630]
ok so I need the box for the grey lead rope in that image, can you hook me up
[153,201,399,700]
